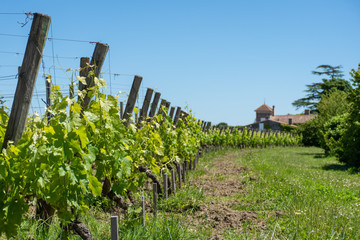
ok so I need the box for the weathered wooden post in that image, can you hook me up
[141,195,146,226]
[2,13,51,149]
[45,75,52,122]
[157,99,167,116]
[173,107,181,125]
[153,183,157,216]
[81,43,109,109]
[111,216,119,240]
[123,75,142,120]
[164,101,171,115]
[140,88,154,121]
[177,163,182,188]
[149,92,161,118]
[78,57,90,92]
[182,162,186,183]
[163,173,168,199]
[171,169,176,196]
[169,106,175,120]
[120,101,124,119]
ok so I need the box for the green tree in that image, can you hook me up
[292,65,352,111]
[297,90,350,149]
[335,64,360,166]
[216,122,228,128]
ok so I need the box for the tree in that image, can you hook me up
[335,64,360,166]
[292,65,352,111]
[296,90,350,149]
[216,122,228,128]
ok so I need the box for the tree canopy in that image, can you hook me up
[292,65,352,111]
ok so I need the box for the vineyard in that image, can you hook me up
[0,13,302,239]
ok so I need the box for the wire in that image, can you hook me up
[0,74,17,79]
[0,13,30,15]
[47,37,96,44]
[0,33,28,38]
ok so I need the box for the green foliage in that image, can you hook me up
[323,114,348,156]
[279,123,296,132]
[0,70,301,238]
[292,65,352,111]
[297,90,350,148]
[335,64,360,166]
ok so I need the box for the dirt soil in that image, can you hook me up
[188,151,266,239]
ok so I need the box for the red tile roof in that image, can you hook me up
[270,114,315,125]
[255,104,273,113]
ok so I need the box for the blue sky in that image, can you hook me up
[1,0,360,125]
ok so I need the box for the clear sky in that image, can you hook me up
[1,0,360,126]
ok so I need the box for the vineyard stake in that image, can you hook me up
[171,169,176,196]
[81,42,109,109]
[2,13,51,149]
[141,195,146,226]
[157,99,167,117]
[45,75,52,122]
[148,92,161,118]
[153,183,157,216]
[78,57,90,92]
[177,164,182,188]
[120,102,124,119]
[169,106,175,120]
[123,75,142,120]
[173,107,181,125]
[182,162,186,183]
[111,216,119,240]
[140,88,154,121]
[163,173,168,199]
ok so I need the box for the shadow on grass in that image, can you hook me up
[297,152,326,159]
[321,164,360,174]
[322,163,351,171]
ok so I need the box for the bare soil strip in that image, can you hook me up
[188,151,266,238]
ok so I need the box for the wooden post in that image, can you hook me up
[189,159,192,170]
[177,163,182,188]
[78,57,90,92]
[141,195,146,226]
[157,99,167,116]
[182,162,186,183]
[148,92,161,118]
[111,216,119,240]
[123,75,142,120]
[153,183,157,216]
[81,43,109,109]
[45,76,52,121]
[173,107,181,125]
[120,102,124,119]
[2,13,51,149]
[184,161,188,178]
[169,106,175,120]
[69,82,74,99]
[165,101,171,115]
[206,122,211,131]
[163,173,168,199]
[171,169,176,196]
[140,88,154,121]
[202,121,207,131]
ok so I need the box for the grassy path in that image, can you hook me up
[187,147,360,239]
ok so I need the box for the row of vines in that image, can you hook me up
[0,75,302,239]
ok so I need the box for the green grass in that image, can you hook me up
[226,147,360,239]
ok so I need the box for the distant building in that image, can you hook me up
[247,104,315,131]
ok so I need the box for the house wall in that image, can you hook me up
[256,112,272,122]
[248,120,282,131]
